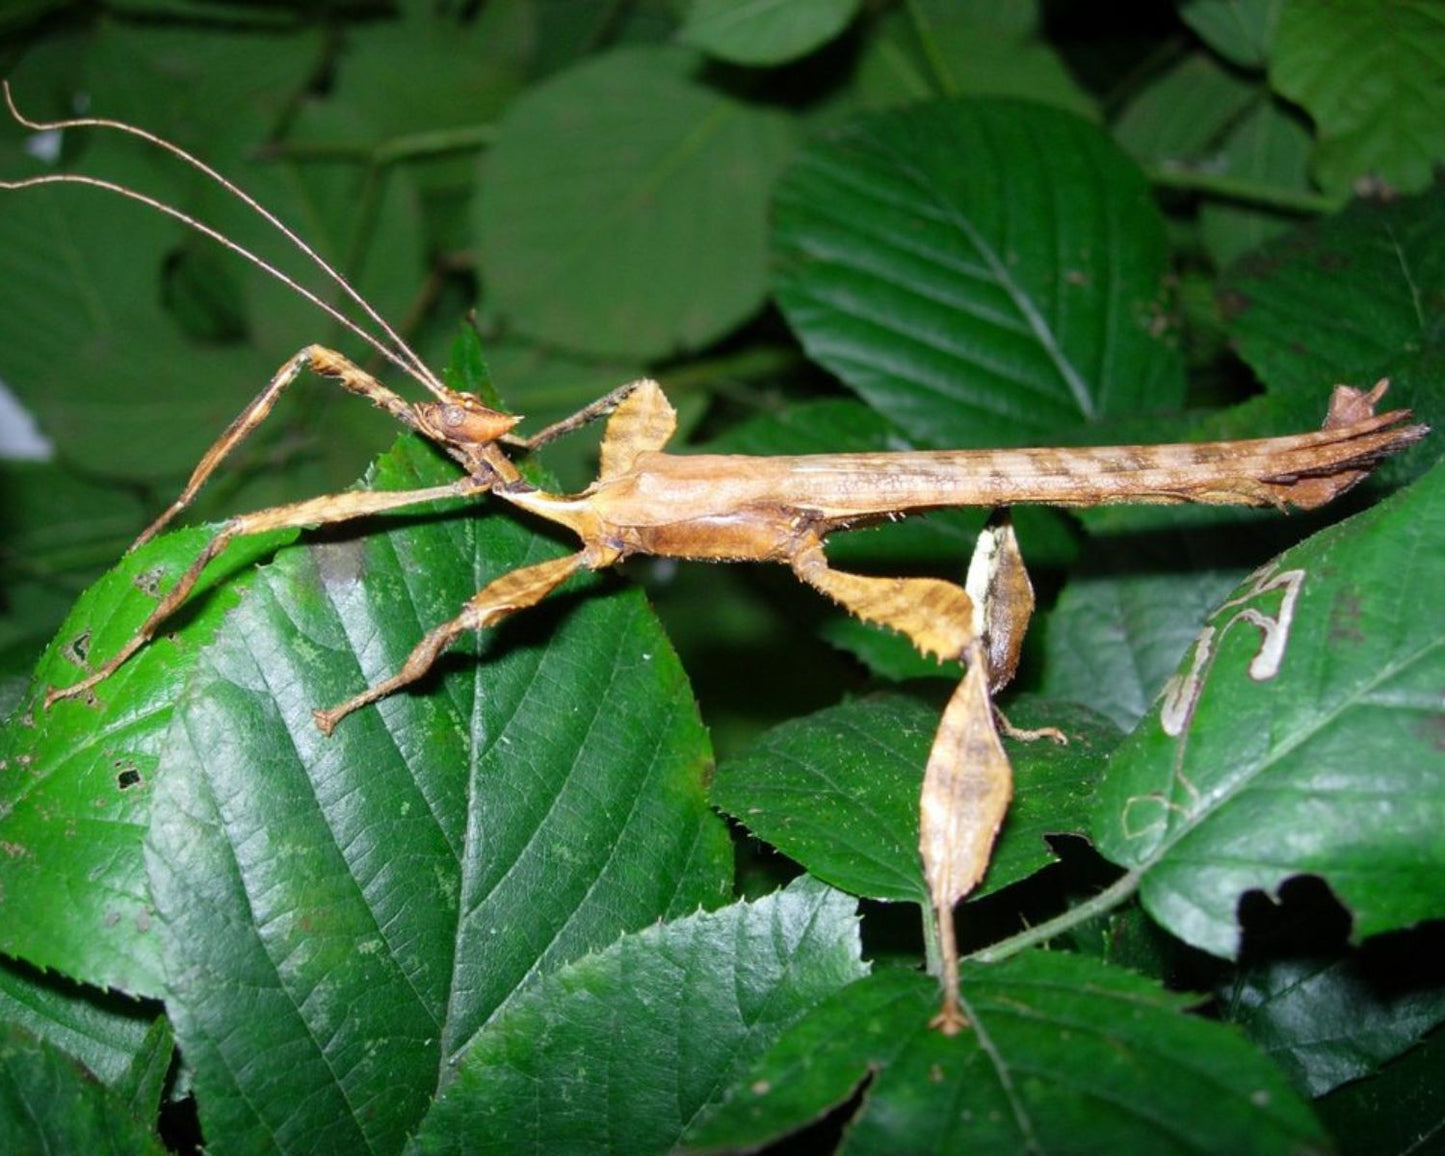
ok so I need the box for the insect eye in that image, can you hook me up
[443,404,466,427]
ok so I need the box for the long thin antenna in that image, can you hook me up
[0,81,448,398]
[0,170,429,386]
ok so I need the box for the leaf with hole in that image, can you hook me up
[142,434,732,1153]
[0,526,289,996]
[1094,462,1445,958]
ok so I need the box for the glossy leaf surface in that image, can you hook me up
[691,955,1327,1155]
[0,527,288,995]
[415,875,865,1154]
[712,693,1116,904]
[0,1024,166,1156]
[1094,463,1445,958]
[137,436,730,1153]
[773,101,1183,448]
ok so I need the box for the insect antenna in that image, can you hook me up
[0,81,448,399]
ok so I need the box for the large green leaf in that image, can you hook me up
[772,100,1184,449]
[476,46,796,359]
[712,693,1116,905]
[1271,0,1445,196]
[0,526,288,995]
[690,955,1328,1154]
[143,435,731,1153]
[678,0,861,66]
[414,875,865,1154]
[1093,462,1445,958]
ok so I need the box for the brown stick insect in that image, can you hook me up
[2,85,1427,1032]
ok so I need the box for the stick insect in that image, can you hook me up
[2,85,1427,1032]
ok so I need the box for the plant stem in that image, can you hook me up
[263,125,496,167]
[922,901,943,977]
[661,346,805,396]
[904,0,957,98]
[1148,166,1345,215]
[967,870,1142,963]
[373,126,497,166]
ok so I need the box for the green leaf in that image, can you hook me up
[0,527,290,996]
[1113,49,1315,267]
[1198,96,1314,267]
[0,460,146,656]
[1223,938,1445,1096]
[677,0,862,66]
[1271,0,1445,195]
[0,1024,166,1156]
[80,21,323,161]
[711,692,1116,905]
[0,136,285,481]
[1113,52,1259,165]
[317,4,528,147]
[772,100,1184,449]
[0,27,424,505]
[144,434,731,1154]
[0,958,158,1091]
[1220,186,1445,463]
[851,1,1096,119]
[690,955,1328,1154]
[1093,463,1445,958]
[477,46,797,359]
[1314,1021,1445,1154]
[1042,563,1248,732]
[1180,0,1284,69]
[414,875,865,1155]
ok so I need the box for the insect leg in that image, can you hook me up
[312,549,592,734]
[133,345,422,549]
[504,378,665,454]
[45,477,485,709]
[789,532,978,663]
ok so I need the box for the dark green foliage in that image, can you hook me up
[0,2,1441,1152]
